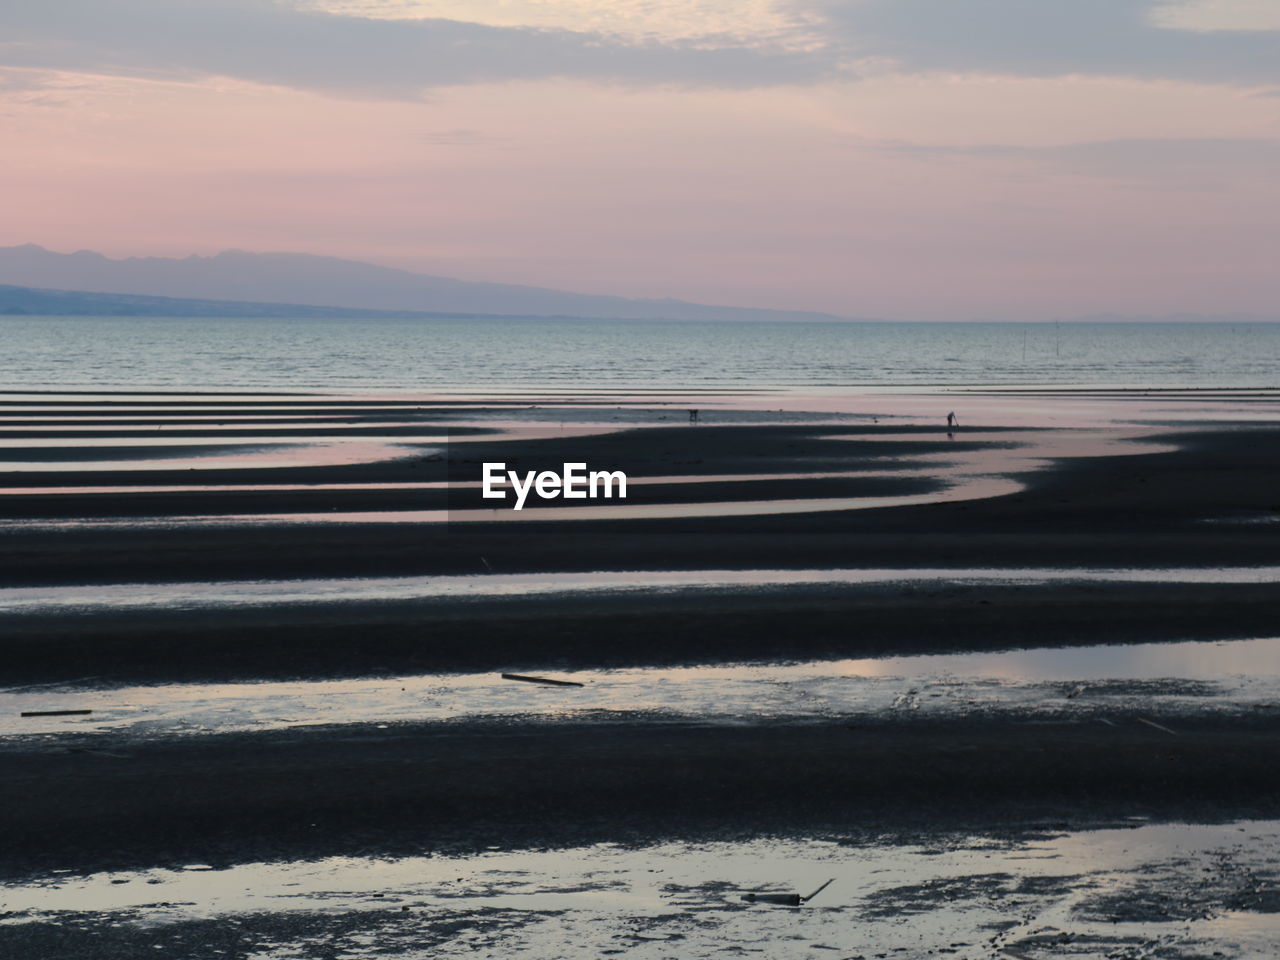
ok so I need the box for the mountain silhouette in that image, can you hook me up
[0,245,851,322]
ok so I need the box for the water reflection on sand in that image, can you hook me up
[4,636,1276,740]
[5,566,1280,615]
[2,821,1277,959]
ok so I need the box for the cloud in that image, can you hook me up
[0,0,829,98]
[1037,136,1280,180]
[1153,0,1280,33]
[0,67,95,110]
[803,0,1280,85]
[307,0,825,50]
[880,135,1280,189]
[0,67,81,94]
[418,128,506,147]
[4,0,1277,100]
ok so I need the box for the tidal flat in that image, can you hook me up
[2,386,1279,957]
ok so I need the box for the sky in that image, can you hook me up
[2,0,1278,320]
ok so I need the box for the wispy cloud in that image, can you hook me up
[0,0,831,99]
[803,0,1280,85]
[418,128,506,147]
[878,135,1280,190]
[306,0,826,50]
[6,0,1279,101]
[1152,0,1280,33]
[0,67,95,109]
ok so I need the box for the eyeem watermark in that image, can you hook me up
[482,462,628,510]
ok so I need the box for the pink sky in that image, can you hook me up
[2,0,1278,320]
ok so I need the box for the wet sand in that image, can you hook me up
[4,580,1280,684]
[7,820,1279,960]
[6,635,1277,740]
[2,389,1279,956]
[5,713,1279,876]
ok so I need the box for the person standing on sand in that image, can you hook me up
[946,411,959,429]
[689,409,699,424]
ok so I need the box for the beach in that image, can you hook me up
[2,385,1279,957]
[9,0,1280,948]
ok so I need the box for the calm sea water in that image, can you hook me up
[2,316,1278,391]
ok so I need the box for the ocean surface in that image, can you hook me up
[2,315,1279,391]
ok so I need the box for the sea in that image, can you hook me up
[2,315,1279,391]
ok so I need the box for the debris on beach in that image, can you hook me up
[1136,716,1178,735]
[66,746,130,758]
[803,878,835,903]
[742,891,803,906]
[21,709,93,717]
[743,878,835,906]
[500,673,585,688]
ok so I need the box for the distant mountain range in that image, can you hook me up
[0,244,851,322]
[0,284,497,319]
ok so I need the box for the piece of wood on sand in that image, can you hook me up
[743,879,835,906]
[500,673,585,688]
[21,709,94,717]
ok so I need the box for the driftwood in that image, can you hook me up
[21,709,93,717]
[500,673,585,688]
[802,878,835,903]
[743,878,835,906]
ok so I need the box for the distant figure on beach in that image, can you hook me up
[946,411,959,429]
[688,409,699,424]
